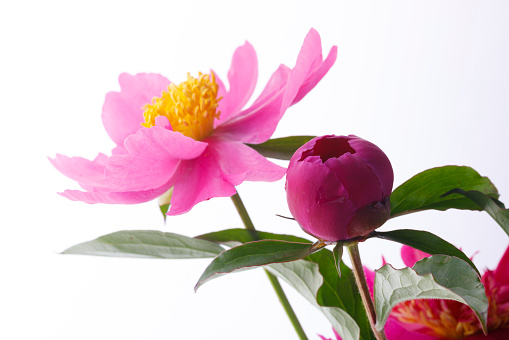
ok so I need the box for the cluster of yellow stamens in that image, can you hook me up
[142,72,222,141]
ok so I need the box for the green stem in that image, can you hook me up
[230,192,308,340]
[347,243,387,340]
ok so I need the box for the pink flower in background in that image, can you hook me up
[51,29,337,215]
[319,245,509,340]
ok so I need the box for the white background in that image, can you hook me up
[1,1,509,339]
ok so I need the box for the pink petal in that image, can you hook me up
[214,29,337,144]
[167,151,237,215]
[364,266,375,296]
[105,127,207,191]
[58,181,172,204]
[102,73,170,147]
[348,136,394,197]
[50,153,109,191]
[324,152,384,209]
[466,328,509,340]
[207,138,286,184]
[384,317,439,340]
[494,244,509,284]
[215,42,258,126]
[281,28,336,111]
[291,42,337,106]
[401,245,430,267]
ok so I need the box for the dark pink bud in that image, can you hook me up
[285,135,394,242]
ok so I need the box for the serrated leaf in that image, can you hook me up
[267,259,360,340]
[374,255,488,333]
[246,135,316,160]
[390,166,498,217]
[373,229,480,276]
[196,228,311,247]
[194,240,318,291]
[442,189,509,236]
[62,230,224,258]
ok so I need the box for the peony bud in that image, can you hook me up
[285,135,394,242]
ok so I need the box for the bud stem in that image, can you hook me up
[231,192,309,340]
[346,243,388,340]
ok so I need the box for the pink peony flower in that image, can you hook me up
[319,245,509,340]
[50,29,337,215]
[285,135,393,242]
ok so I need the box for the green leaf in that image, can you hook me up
[246,135,316,160]
[158,187,173,222]
[374,255,488,333]
[390,166,498,217]
[159,204,169,221]
[196,228,312,247]
[62,230,224,259]
[194,240,318,291]
[306,250,374,340]
[333,243,344,278]
[267,259,361,340]
[373,229,480,276]
[442,189,509,236]
[197,229,372,338]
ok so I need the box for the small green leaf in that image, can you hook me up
[374,255,488,333]
[196,228,312,247]
[62,230,224,258]
[246,135,316,160]
[390,166,498,217]
[194,240,318,291]
[333,243,344,278]
[158,187,173,222]
[159,204,169,221]
[267,260,361,340]
[373,229,480,276]
[442,189,509,236]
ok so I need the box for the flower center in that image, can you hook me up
[392,299,481,339]
[392,271,509,339]
[142,72,222,141]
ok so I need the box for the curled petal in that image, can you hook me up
[325,153,384,209]
[286,159,355,241]
[282,28,337,110]
[102,73,170,147]
[105,127,207,191]
[50,153,108,191]
[207,138,286,184]
[215,41,258,125]
[215,29,337,144]
[167,152,237,216]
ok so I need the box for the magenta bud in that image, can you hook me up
[285,135,394,242]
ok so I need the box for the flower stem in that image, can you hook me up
[346,243,387,340]
[230,192,308,340]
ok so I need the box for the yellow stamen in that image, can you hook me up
[142,72,222,141]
